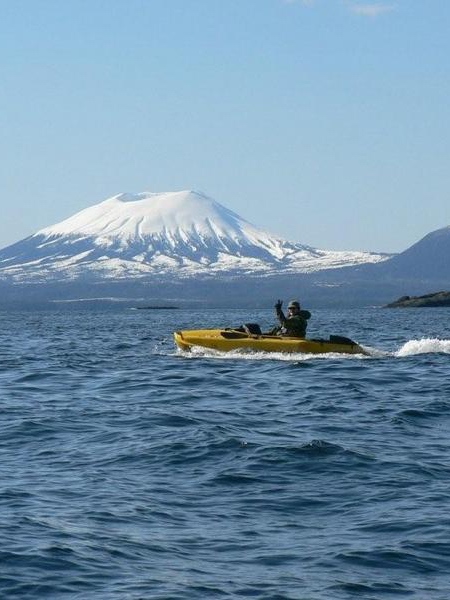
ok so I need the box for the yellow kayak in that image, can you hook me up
[174,329,367,355]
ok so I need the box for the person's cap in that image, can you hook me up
[288,300,300,309]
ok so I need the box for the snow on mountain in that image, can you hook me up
[0,190,389,282]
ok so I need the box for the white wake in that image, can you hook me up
[174,338,450,361]
[176,346,366,362]
[396,338,450,357]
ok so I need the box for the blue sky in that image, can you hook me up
[1,0,449,252]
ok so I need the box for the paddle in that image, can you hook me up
[221,329,260,340]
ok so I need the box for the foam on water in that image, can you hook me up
[395,337,450,357]
[176,346,368,362]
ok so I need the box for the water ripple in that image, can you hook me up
[2,308,450,599]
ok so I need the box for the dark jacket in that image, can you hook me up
[276,307,311,337]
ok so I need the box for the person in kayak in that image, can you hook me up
[273,299,311,337]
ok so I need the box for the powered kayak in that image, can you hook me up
[174,329,367,355]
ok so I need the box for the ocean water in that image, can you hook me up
[1,307,450,600]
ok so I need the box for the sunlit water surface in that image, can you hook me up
[1,307,450,599]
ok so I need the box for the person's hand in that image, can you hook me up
[274,299,283,310]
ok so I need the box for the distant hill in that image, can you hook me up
[308,225,450,304]
[372,226,450,280]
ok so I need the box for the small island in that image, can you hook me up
[385,291,450,308]
[135,305,179,310]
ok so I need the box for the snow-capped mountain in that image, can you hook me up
[0,190,389,282]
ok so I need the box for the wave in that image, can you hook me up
[396,338,450,357]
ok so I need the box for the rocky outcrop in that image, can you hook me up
[385,291,450,308]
